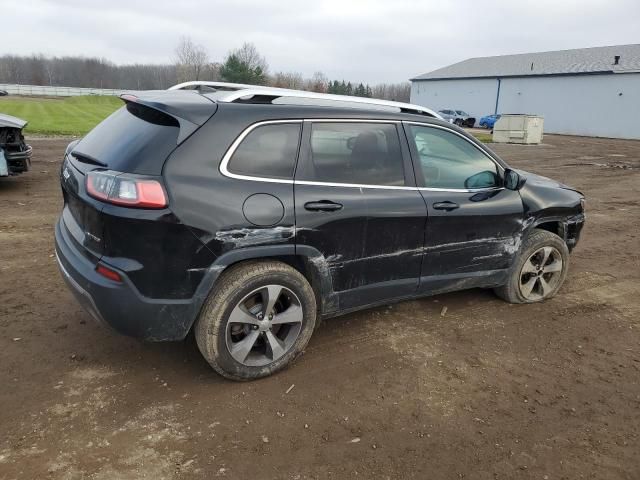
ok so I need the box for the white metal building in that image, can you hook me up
[410,44,640,139]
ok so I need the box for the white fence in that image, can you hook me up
[0,84,141,97]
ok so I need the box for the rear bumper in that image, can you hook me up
[54,217,204,341]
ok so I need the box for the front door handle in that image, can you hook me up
[304,200,343,212]
[433,201,460,211]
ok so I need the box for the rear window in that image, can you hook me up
[72,103,180,175]
[227,123,301,179]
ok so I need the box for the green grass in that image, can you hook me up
[0,95,122,135]
[472,132,493,143]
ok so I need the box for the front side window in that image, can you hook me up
[227,123,301,179]
[299,122,405,186]
[408,125,499,190]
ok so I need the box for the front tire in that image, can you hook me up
[494,229,569,304]
[195,261,317,381]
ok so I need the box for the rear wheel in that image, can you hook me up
[195,261,317,380]
[494,229,569,304]
[454,119,463,126]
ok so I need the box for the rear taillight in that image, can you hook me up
[86,170,167,208]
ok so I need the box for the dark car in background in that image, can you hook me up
[55,82,585,380]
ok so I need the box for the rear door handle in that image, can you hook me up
[304,200,343,212]
[433,201,460,211]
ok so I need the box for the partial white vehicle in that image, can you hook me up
[0,113,32,177]
[437,109,476,128]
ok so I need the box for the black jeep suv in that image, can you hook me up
[55,83,585,380]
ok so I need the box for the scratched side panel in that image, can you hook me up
[420,188,524,279]
[163,105,297,260]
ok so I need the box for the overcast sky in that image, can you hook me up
[2,0,639,83]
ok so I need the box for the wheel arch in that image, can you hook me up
[532,219,565,239]
[195,245,338,322]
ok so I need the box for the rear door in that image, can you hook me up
[403,122,524,292]
[294,120,427,310]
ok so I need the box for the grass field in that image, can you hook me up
[0,95,122,135]
[472,132,493,143]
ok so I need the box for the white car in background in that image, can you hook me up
[437,109,476,128]
[0,113,32,176]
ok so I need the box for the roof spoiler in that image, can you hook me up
[119,90,217,143]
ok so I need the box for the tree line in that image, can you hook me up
[0,38,410,102]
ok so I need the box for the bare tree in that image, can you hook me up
[271,71,304,89]
[174,36,209,82]
[372,82,411,102]
[306,71,328,93]
[233,42,268,75]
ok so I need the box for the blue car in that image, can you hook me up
[479,114,501,129]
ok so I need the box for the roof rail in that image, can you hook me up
[168,81,441,118]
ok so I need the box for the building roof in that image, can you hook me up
[411,44,640,81]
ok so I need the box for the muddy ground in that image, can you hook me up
[1,135,639,480]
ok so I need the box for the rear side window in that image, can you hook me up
[227,123,301,179]
[299,122,405,186]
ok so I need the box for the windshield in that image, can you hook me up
[456,110,468,116]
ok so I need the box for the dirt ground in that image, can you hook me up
[1,135,639,480]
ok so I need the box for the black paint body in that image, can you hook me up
[54,92,585,341]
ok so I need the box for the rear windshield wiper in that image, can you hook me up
[70,151,107,167]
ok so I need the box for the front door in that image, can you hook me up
[295,120,427,310]
[403,122,524,292]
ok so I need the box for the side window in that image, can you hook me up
[227,123,301,179]
[300,122,405,186]
[408,125,499,190]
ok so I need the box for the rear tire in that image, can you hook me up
[494,229,569,304]
[195,261,317,381]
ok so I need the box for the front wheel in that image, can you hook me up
[494,229,569,304]
[195,261,317,380]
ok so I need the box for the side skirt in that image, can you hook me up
[321,269,507,320]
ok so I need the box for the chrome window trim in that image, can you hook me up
[419,186,504,193]
[220,119,302,184]
[303,118,401,124]
[219,119,504,193]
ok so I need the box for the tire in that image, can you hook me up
[480,122,487,129]
[454,119,463,126]
[195,260,317,381]
[494,229,569,304]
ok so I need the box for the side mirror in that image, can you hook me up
[504,169,526,190]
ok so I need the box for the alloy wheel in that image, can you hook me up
[519,246,564,301]
[225,285,303,367]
